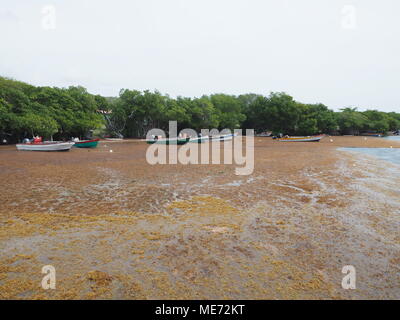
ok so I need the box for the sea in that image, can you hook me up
[339,136,400,166]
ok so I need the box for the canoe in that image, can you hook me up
[146,137,190,145]
[279,135,324,142]
[74,139,100,148]
[16,141,75,151]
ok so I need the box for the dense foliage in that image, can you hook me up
[0,77,104,142]
[1,76,399,141]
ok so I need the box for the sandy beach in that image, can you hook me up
[0,136,399,299]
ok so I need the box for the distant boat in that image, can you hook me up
[189,136,209,143]
[256,131,272,137]
[210,133,238,141]
[279,135,324,142]
[73,138,100,148]
[104,138,123,141]
[146,137,190,145]
[189,133,238,143]
[16,141,75,151]
[360,133,383,137]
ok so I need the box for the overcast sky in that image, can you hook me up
[1,0,399,112]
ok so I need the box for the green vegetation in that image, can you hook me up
[0,77,104,142]
[0,76,399,142]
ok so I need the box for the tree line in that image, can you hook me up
[1,76,399,142]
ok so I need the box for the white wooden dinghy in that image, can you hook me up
[16,141,75,151]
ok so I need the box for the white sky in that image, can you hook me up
[0,0,399,112]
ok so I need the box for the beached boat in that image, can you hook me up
[189,136,209,143]
[279,135,324,142]
[16,141,75,151]
[73,138,100,148]
[360,133,383,137]
[146,137,190,145]
[256,132,272,137]
[104,138,124,141]
[210,133,238,141]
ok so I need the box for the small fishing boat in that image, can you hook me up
[146,137,190,145]
[279,135,324,142]
[256,131,272,137]
[189,136,209,143]
[16,141,75,151]
[360,133,383,137]
[73,138,100,148]
[104,138,124,141]
[210,133,238,141]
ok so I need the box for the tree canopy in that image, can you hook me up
[0,77,104,141]
[0,76,399,141]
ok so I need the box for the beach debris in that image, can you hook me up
[87,270,113,285]
[203,226,229,233]
[110,150,113,153]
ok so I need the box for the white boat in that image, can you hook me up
[256,132,272,137]
[210,133,238,141]
[189,136,209,143]
[104,138,124,141]
[278,135,324,142]
[16,141,75,151]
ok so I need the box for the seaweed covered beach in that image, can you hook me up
[0,136,399,299]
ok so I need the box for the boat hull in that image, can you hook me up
[279,135,324,142]
[361,133,383,137]
[146,138,190,145]
[210,133,237,141]
[74,139,100,148]
[16,142,75,151]
[189,136,209,143]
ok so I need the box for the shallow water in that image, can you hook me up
[385,136,400,142]
[339,147,400,165]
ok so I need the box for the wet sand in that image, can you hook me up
[0,136,399,299]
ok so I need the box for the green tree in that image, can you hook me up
[210,94,245,129]
[387,112,400,131]
[240,94,268,133]
[362,110,390,134]
[264,92,299,135]
[336,108,368,135]
[20,113,58,139]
